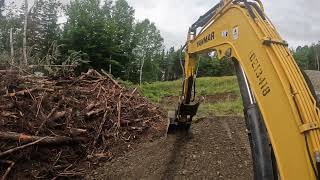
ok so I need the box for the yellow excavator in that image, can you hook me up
[168,0,320,179]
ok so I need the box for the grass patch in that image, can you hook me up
[141,76,239,102]
[198,97,243,117]
[140,76,243,117]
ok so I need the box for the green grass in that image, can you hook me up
[197,97,243,117]
[141,76,240,102]
[140,76,244,117]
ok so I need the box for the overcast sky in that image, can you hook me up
[126,0,320,48]
[12,0,320,48]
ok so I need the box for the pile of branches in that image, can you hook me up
[0,69,165,179]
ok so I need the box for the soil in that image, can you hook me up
[87,116,253,179]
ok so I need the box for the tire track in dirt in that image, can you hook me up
[87,116,253,179]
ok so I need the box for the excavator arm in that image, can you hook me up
[170,0,320,179]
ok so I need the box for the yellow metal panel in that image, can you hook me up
[184,4,319,180]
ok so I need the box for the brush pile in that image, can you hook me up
[0,69,166,179]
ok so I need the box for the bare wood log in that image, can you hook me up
[5,88,35,97]
[1,111,18,118]
[0,131,86,146]
[36,93,45,118]
[84,103,96,112]
[0,160,15,180]
[80,69,103,80]
[0,136,47,157]
[69,128,87,137]
[36,102,62,135]
[86,108,104,117]
[93,107,109,146]
[5,88,54,97]
[50,111,66,122]
[101,69,122,88]
[128,126,145,131]
[87,152,112,159]
[0,70,19,74]
[0,103,15,109]
[117,93,122,128]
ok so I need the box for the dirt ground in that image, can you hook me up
[87,116,253,179]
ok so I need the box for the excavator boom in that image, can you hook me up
[170,0,320,179]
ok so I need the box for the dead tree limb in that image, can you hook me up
[86,108,104,117]
[0,136,47,157]
[0,131,86,146]
[0,160,15,180]
[93,106,109,146]
[101,69,122,88]
[117,93,122,128]
[36,103,61,135]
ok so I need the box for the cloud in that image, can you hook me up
[128,0,320,48]
[264,0,320,47]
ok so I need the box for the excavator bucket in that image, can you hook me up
[166,111,191,134]
[166,102,199,134]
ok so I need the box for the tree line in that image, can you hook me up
[0,0,318,84]
[292,42,320,71]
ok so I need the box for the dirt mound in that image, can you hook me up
[88,116,252,179]
[0,70,166,179]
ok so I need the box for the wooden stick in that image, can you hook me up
[36,103,61,135]
[101,69,122,88]
[0,131,86,147]
[0,137,47,157]
[5,88,35,97]
[36,92,46,118]
[1,160,15,180]
[117,93,122,128]
[5,88,54,97]
[86,108,104,117]
[50,111,66,122]
[0,70,18,74]
[93,107,109,146]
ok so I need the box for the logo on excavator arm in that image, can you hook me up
[197,32,215,47]
[249,51,271,97]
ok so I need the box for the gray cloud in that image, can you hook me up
[128,0,320,48]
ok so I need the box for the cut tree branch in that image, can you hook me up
[0,131,86,146]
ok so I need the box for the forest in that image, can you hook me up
[0,0,319,84]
